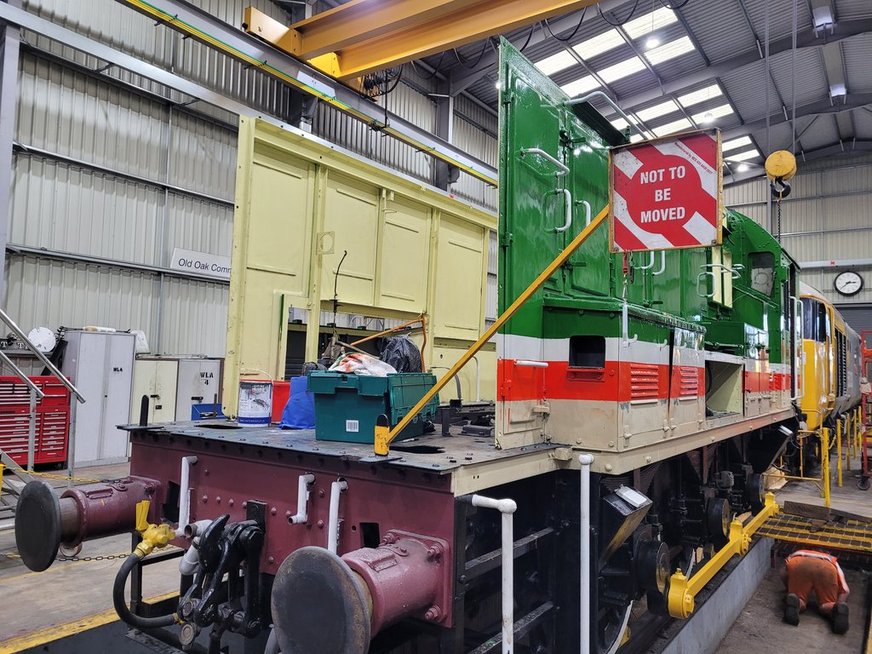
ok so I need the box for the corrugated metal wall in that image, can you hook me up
[725,153,872,317]
[8,0,499,358]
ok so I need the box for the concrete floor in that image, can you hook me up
[0,463,180,649]
[716,564,868,654]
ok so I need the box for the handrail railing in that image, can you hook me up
[0,308,86,473]
[0,308,85,403]
[373,204,610,456]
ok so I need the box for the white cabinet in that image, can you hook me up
[175,358,222,421]
[61,331,135,467]
[130,358,179,424]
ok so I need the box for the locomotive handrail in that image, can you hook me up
[554,188,573,233]
[790,295,803,401]
[564,91,653,141]
[373,204,611,456]
[696,271,716,298]
[519,147,569,177]
[580,199,592,227]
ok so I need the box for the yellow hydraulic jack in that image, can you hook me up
[667,492,780,619]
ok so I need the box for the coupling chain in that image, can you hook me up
[1,550,130,562]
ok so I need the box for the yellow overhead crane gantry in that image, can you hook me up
[243,0,597,83]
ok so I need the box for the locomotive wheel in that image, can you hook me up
[706,497,731,546]
[598,602,633,654]
[745,473,764,512]
[858,476,871,491]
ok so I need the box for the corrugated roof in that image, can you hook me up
[326,0,872,170]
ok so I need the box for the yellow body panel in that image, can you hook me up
[224,118,495,416]
[800,338,830,430]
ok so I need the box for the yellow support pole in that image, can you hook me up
[374,204,610,456]
[837,418,843,487]
[847,415,854,471]
[821,427,831,508]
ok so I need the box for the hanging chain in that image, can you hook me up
[776,197,783,242]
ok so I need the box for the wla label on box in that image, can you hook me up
[170,248,231,280]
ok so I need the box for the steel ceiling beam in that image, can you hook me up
[106,0,497,185]
[448,0,630,96]
[724,139,872,185]
[617,17,872,115]
[450,12,869,105]
[245,0,601,81]
[721,93,872,141]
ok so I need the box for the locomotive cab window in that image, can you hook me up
[749,252,775,296]
[569,335,606,368]
[801,298,828,342]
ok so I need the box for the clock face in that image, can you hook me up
[834,271,864,296]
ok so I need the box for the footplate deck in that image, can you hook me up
[756,512,872,554]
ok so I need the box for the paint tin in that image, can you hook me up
[238,380,273,425]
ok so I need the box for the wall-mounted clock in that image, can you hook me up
[834,270,864,297]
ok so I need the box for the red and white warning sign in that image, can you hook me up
[610,129,723,253]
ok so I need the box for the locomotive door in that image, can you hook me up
[668,328,705,437]
[619,320,670,451]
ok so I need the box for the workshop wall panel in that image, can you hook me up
[10,156,161,266]
[164,195,233,263]
[159,276,228,357]
[6,255,157,337]
[17,54,167,179]
[169,111,237,201]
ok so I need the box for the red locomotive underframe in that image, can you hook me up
[128,429,458,626]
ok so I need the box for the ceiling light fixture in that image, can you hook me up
[737,163,750,172]
[645,35,660,49]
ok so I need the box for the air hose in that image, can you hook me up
[113,553,179,629]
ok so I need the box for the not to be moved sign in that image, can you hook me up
[610,129,723,253]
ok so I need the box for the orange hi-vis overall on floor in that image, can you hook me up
[785,550,850,609]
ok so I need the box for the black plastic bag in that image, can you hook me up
[380,336,422,373]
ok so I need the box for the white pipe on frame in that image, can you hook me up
[289,474,316,524]
[327,479,348,553]
[176,456,198,537]
[471,494,517,654]
[579,453,594,654]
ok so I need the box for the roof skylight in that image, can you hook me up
[722,136,753,152]
[534,50,578,76]
[572,29,625,60]
[726,149,760,162]
[644,36,695,65]
[560,75,600,98]
[692,104,733,124]
[677,84,723,108]
[652,117,692,137]
[598,56,647,83]
[624,7,679,39]
[636,100,681,122]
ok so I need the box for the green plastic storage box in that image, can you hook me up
[308,371,439,443]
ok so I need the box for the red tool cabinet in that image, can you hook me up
[0,376,71,467]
